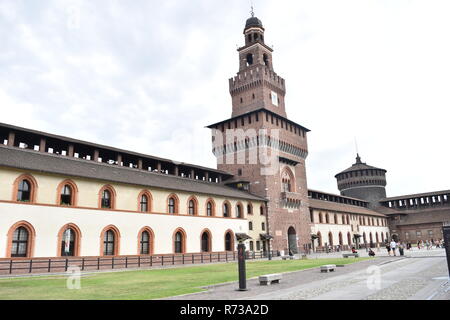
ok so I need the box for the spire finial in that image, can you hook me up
[250,0,255,17]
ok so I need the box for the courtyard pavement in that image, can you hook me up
[165,248,449,300]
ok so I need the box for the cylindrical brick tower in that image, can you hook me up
[335,154,387,205]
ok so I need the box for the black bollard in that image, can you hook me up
[443,224,450,280]
[237,243,247,291]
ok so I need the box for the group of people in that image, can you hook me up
[416,239,444,250]
[385,240,403,256]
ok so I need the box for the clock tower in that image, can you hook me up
[208,14,312,254]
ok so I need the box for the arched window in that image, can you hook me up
[138,191,152,213]
[7,221,36,258]
[319,212,323,224]
[99,186,115,209]
[236,203,243,218]
[167,194,179,214]
[281,167,294,192]
[57,224,81,257]
[249,221,253,230]
[347,232,352,246]
[260,205,264,216]
[102,190,111,208]
[11,227,29,257]
[140,194,149,212]
[206,200,214,217]
[339,232,343,246]
[328,232,333,246]
[363,232,367,244]
[317,231,322,247]
[60,228,76,256]
[103,230,116,256]
[247,204,253,215]
[17,180,31,202]
[174,230,186,253]
[169,197,175,213]
[334,214,338,224]
[140,231,150,254]
[325,213,330,224]
[187,197,197,216]
[223,202,230,218]
[60,185,72,206]
[225,231,234,251]
[201,230,211,252]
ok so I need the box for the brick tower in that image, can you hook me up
[335,154,387,206]
[207,14,312,254]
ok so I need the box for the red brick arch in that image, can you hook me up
[167,193,179,214]
[137,190,153,213]
[200,228,212,252]
[12,173,38,203]
[98,185,117,209]
[186,196,199,216]
[6,220,36,258]
[56,223,82,257]
[173,227,187,253]
[56,179,79,206]
[205,198,216,217]
[137,226,155,255]
[224,229,235,251]
[99,225,121,256]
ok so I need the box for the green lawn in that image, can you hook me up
[0,257,370,300]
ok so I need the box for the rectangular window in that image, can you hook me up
[262,222,265,231]
[249,241,254,251]
[271,91,278,106]
[256,241,261,251]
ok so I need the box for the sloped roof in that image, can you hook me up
[308,198,387,217]
[0,145,265,201]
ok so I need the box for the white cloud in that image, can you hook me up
[0,0,449,197]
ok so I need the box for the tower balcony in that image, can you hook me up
[280,191,302,209]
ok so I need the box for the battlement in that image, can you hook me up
[229,66,285,94]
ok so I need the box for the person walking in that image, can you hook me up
[390,239,397,256]
[385,242,391,256]
[398,242,404,256]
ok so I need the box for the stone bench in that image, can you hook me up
[320,264,336,273]
[259,273,282,286]
[281,255,294,260]
[343,253,359,258]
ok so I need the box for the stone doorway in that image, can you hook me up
[288,227,298,254]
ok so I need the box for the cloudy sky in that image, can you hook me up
[1,0,449,197]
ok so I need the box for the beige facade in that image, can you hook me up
[0,167,264,258]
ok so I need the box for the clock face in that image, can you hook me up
[271,91,278,106]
